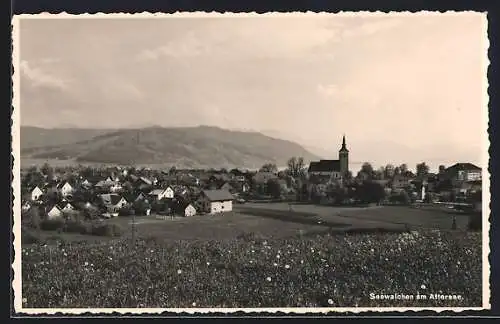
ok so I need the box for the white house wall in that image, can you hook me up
[209,200,233,214]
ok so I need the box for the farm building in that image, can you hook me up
[99,194,128,212]
[184,204,197,217]
[148,187,174,200]
[57,181,75,198]
[30,186,44,201]
[200,189,234,214]
[46,205,63,219]
[174,200,197,217]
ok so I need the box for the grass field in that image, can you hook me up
[98,203,472,243]
[22,202,475,246]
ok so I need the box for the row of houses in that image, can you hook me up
[22,167,247,220]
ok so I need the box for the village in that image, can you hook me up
[20,153,483,231]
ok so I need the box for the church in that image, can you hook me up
[307,135,349,182]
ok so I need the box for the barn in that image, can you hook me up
[200,189,234,214]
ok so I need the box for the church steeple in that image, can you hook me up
[339,134,349,152]
[339,134,349,174]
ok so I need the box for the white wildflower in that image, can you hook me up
[285,264,290,269]
[328,299,334,305]
[421,284,426,290]
[300,260,304,264]
[206,262,210,266]
[177,269,182,274]
[266,276,272,282]
[273,262,278,267]
[84,262,89,266]
[192,302,197,307]
[276,254,280,259]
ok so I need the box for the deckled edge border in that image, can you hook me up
[10,10,492,317]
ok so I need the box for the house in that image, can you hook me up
[174,200,197,217]
[30,186,44,201]
[135,192,148,202]
[109,182,123,193]
[199,189,234,214]
[148,187,174,201]
[81,179,93,189]
[22,201,32,212]
[184,204,197,217]
[443,163,482,185]
[46,205,63,219]
[229,180,250,193]
[455,180,482,195]
[391,175,412,191]
[57,181,74,198]
[99,194,128,212]
[219,182,235,193]
[138,177,154,190]
[59,202,76,214]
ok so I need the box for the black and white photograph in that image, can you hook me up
[12,12,490,313]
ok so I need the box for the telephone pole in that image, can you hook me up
[131,131,139,248]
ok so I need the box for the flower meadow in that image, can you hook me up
[21,230,482,308]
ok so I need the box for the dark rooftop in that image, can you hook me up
[308,159,341,173]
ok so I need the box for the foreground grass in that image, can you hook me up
[21,230,481,308]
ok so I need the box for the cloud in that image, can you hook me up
[137,17,343,62]
[317,84,340,97]
[20,60,70,90]
[341,18,402,39]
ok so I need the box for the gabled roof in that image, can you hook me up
[149,189,167,196]
[446,163,482,172]
[139,177,153,185]
[100,194,126,206]
[56,181,75,189]
[202,189,234,202]
[308,160,340,173]
[30,185,44,192]
[219,182,234,190]
[56,201,73,209]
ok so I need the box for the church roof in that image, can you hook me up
[308,160,341,173]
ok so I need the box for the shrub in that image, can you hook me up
[468,213,482,231]
[90,223,124,237]
[40,219,65,231]
[63,220,87,234]
[21,228,42,245]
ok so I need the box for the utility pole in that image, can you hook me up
[131,131,139,248]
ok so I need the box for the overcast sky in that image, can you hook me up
[17,13,488,170]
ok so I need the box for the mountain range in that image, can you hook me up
[20,126,320,169]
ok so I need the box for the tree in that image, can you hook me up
[260,163,278,173]
[266,179,282,199]
[286,157,306,178]
[40,163,53,178]
[355,181,386,204]
[384,164,395,179]
[357,162,374,180]
[416,162,430,178]
[399,164,408,174]
[375,167,385,180]
[394,166,401,176]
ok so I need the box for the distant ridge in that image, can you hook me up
[20,125,320,169]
